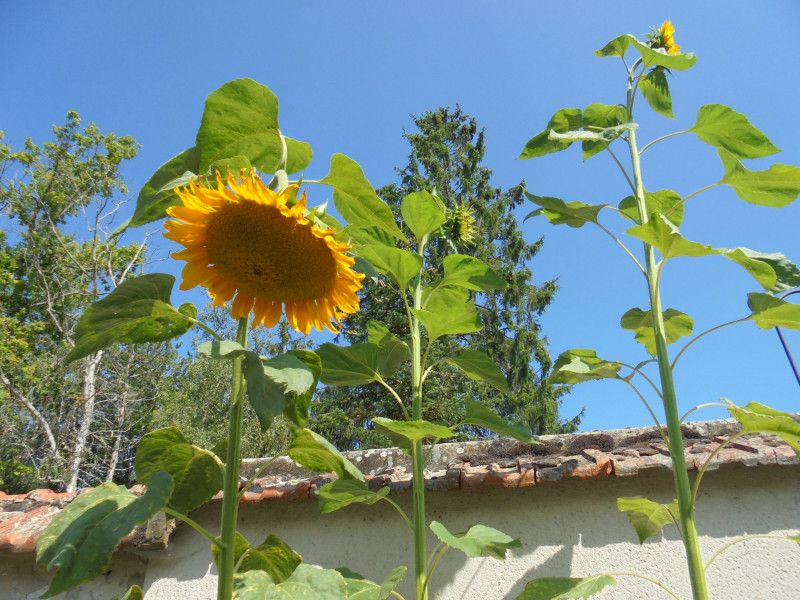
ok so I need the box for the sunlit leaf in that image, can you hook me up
[581,103,628,159]
[197,340,246,359]
[639,67,673,119]
[134,427,222,514]
[338,566,406,600]
[617,496,679,544]
[727,401,800,455]
[367,321,410,378]
[429,521,521,559]
[372,418,452,453]
[618,190,683,226]
[212,532,301,583]
[518,108,583,159]
[317,479,390,514]
[524,192,605,228]
[288,429,364,481]
[722,250,800,293]
[460,397,536,443]
[440,254,508,291]
[400,190,446,242]
[410,301,482,343]
[514,575,616,599]
[243,352,314,431]
[445,349,510,393]
[115,585,144,600]
[357,245,423,290]
[626,214,715,259]
[36,473,172,598]
[690,104,779,159]
[594,33,696,70]
[747,293,800,331]
[620,308,693,356]
[317,342,381,386]
[550,349,622,385]
[65,274,195,364]
[282,349,322,428]
[718,148,800,208]
[320,154,405,242]
[233,564,349,600]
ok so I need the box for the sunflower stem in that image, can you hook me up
[217,317,249,600]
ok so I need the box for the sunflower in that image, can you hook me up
[164,171,364,335]
[649,20,681,55]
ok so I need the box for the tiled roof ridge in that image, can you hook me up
[2,418,797,554]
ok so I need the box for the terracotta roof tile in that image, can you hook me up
[1,418,797,554]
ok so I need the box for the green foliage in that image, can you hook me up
[727,401,800,454]
[372,418,453,453]
[287,428,364,481]
[338,567,406,600]
[639,68,673,118]
[232,564,350,599]
[550,349,623,384]
[617,496,679,544]
[429,521,522,559]
[514,576,616,600]
[717,148,800,208]
[316,478,391,514]
[690,104,780,158]
[620,308,694,356]
[445,349,511,394]
[212,532,302,582]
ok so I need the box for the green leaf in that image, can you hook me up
[197,79,288,174]
[620,308,694,356]
[65,274,195,364]
[594,33,696,71]
[445,349,510,393]
[550,349,622,385]
[357,245,423,290]
[284,137,313,175]
[518,108,583,159]
[618,189,684,226]
[523,192,605,228]
[36,473,172,598]
[626,214,715,259]
[134,427,223,514]
[282,349,322,428]
[400,190,446,242]
[617,496,679,544]
[747,293,800,330]
[197,340,247,359]
[727,401,800,455]
[243,352,314,432]
[115,585,144,600]
[440,254,508,291]
[213,532,302,583]
[460,397,536,443]
[288,428,364,481]
[429,521,522,560]
[316,478,390,514]
[721,250,800,293]
[124,146,200,231]
[317,342,381,386]
[338,566,406,600]
[514,575,616,599]
[198,156,253,187]
[410,300,482,343]
[372,418,452,453]
[690,104,779,159]
[233,564,349,600]
[320,154,405,242]
[367,321,410,378]
[718,148,800,208]
[581,103,628,159]
[594,33,635,58]
[639,67,674,119]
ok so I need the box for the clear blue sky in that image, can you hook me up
[3,1,799,432]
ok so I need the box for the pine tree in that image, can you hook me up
[312,107,581,450]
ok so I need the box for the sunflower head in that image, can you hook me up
[442,203,477,250]
[163,171,364,335]
[647,20,681,55]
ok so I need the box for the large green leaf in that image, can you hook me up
[372,417,452,453]
[626,214,715,260]
[518,108,583,159]
[338,567,406,600]
[320,154,405,242]
[367,321,410,378]
[524,192,605,228]
[721,250,800,293]
[594,33,696,70]
[514,575,616,599]
[124,146,200,231]
[233,564,349,600]
[282,349,322,428]
[429,521,521,560]
[718,148,800,208]
[581,103,628,159]
[690,104,779,159]
[133,427,223,514]
[747,293,800,331]
[37,472,172,598]
[243,352,315,432]
[639,67,673,119]
[618,189,683,226]
[400,190,446,242]
[550,349,622,385]
[284,137,314,175]
[617,496,679,544]
[212,532,301,583]
[197,340,247,359]
[410,300,482,343]
[316,478,391,514]
[65,274,195,364]
[727,401,800,455]
[620,308,694,356]
[459,397,536,443]
[445,349,510,393]
[316,342,381,386]
[115,585,144,600]
[288,428,364,481]
[439,254,508,292]
[357,245,423,290]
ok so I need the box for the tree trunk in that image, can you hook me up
[66,350,103,493]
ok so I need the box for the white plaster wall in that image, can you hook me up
[12,462,800,599]
[141,462,800,600]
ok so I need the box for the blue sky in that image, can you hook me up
[3,1,799,432]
